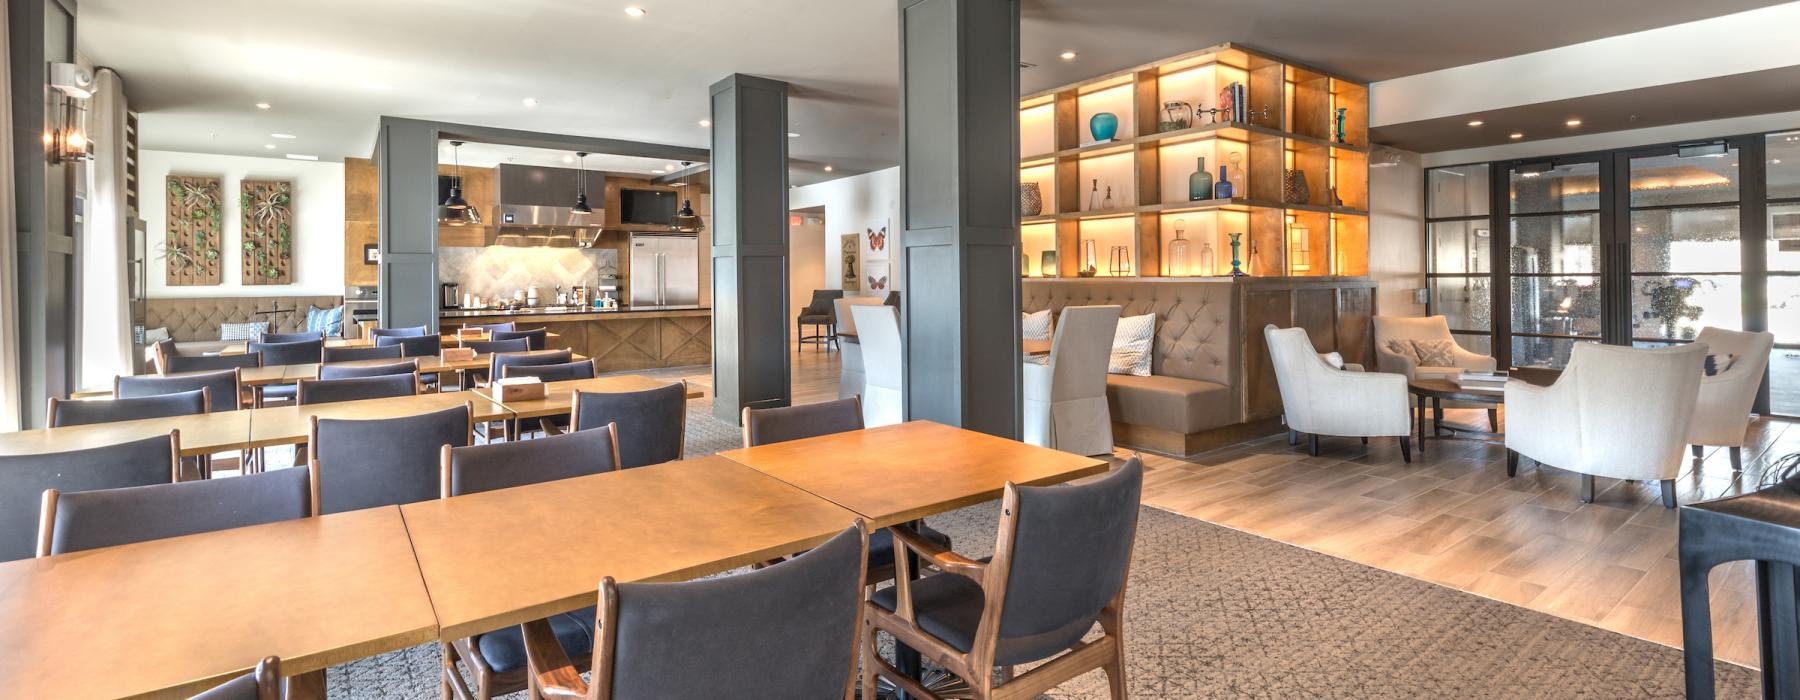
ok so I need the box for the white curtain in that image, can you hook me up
[78,68,133,389]
[0,0,21,430]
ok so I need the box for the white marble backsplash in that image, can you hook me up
[439,246,620,302]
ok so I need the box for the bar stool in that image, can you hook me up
[1680,454,1800,699]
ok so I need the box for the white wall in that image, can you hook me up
[789,213,826,320]
[142,150,345,298]
[1369,149,1426,317]
[789,167,900,298]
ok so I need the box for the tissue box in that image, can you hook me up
[440,347,477,362]
[494,376,546,402]
[456,328,487,339]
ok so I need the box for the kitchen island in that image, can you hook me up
[440,305,711,372]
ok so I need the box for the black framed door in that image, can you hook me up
[1498,156,1614,369]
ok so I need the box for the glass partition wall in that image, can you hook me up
[1426,128,1798,418]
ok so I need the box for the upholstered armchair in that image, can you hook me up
[1264,325,1412,460]
[1022,305,1121,456]
[851,304,904,427]
[796,290,844,350]
[1372,315,1496,379]
[833,296,889,401]
[1687,327,1776,470]
[1504,342,1705,508]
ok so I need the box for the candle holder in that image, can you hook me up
[1229,232,1247,277]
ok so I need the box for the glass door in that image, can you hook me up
[1507,159,1606,369]
[1622,144,1743,348]
[1768,130,1800,418]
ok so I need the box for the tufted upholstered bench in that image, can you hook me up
[143,295,345,361]
[1022,279,1244,455]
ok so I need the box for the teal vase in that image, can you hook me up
[1089,112,1119,142]
[1188,157,1213,201]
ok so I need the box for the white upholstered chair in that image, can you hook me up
[1504,342,1706,508]
[851,304,904,427]
[834,297,889,401]
[1022,305,1120,456]
[1686,327,1776,471]
[1374,314,1500,431]
[1264,325,1412,461]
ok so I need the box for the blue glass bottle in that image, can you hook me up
[1213,165,1233,199]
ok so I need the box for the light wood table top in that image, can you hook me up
[220,331,563,355]
[273,350,589,383]
[0,506,437,699]
[474,375,704,419]
[401,456,860,640]
[716,420,1110,527]
[0,411,253,458]
[1023,339,1051,356]
[245,392,511,449]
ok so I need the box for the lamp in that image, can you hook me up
[571,152,592,215]
[47,63,93,164]
[673,161,704,232]
[438,141,475,226]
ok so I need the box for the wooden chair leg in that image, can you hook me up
[1661,479,1677,509]
[1730,447,1743,472]
[1102,653,1127,699]
[1506,450,1519,477]
[285,669,326,700]
[1308,433,1319,457]
[1580,473,1596,504]
[1398,436,1412,463]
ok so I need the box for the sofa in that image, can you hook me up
[142,295,345,361]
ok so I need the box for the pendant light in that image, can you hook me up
[438,141,476,226]
[571,152,592,215]
[673,161,704,232]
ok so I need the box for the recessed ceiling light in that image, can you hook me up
[1509,132,1524,139]
[1059,51,1077,61]
[788,132,799,138]
[1467,119,1483,127]
[255,102,271,110]
[1565,118,1582,127]
[270,133,296,139]
[522,97,539,107]
[824,165,834,172]
[284,154,318,161]
[698,119,711,127]
[263,144,275,150]
[562,155,574,164]
[624,6,646,17]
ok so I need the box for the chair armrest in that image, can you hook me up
[891,524,986,582]
[541,420,566,437]
[1374,347,1419,378]
[1451,347,1498,372]
[1342,363,1365,372]
[522,617,589,699]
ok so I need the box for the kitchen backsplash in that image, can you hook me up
[439,246,620,303]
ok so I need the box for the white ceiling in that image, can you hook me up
[78,0,1792,180]
[442,140,698,177]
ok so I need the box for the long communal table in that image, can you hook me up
[0,420,1106,698]
[0,410,254,458]
[217,330,564,356]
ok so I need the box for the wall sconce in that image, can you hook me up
[47,62,94,164]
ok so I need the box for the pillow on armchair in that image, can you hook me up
[1411,339,1457,367]
[1384,339,1419,363]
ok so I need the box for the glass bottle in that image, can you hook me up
[1198,239,1216,276]
[1080,239,1098,276]
[1189,157,1213,201]
[1167,219,1192,276]
[1213,166,1233,199]
[1087,178,1099,211]
[1101,185,1114,210]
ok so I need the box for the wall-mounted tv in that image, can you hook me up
[620,188,678,225]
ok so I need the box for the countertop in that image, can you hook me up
[440,305,709,320]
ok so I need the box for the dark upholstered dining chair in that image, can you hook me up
[492,328,547,351]
[307,404,472,515]
[862,458,1143,699]
[188,655,283,700]
[117,369,243,411]
[259,330,324,344]
[323,344,404,363]
[48,389,209,427]
[523,522,869,700]
[490,348,574,380]
[375,334,442,358]
[246,338,324,365]
[38,467,311,557]
[797,289,845,350]
[568,381,686,469]
[0,433,180,562]
[436,425,621,700]
[369,325,431,339]
[318,359,418,381]
[500,359,596,383]
[150,338,179,373]
[297,374,418,405]
[462,338,529,355]
[164,352,262,375]
[462,322,515,333]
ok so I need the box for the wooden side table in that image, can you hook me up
[1405,378,1503,453]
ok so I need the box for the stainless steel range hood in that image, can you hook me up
[494,163,605,232]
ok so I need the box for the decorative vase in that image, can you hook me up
[1021,252,1029,277]
[1188,157,1213,201]
[1213,166,1233,199]
[1229,232,1246,277]
[1159,101,1192,132]
[1100,185,1114,210]
[1199,240,1216,276]
[1040,250,1058,278]
[1078,239,1098,277]
[1167,219,1192,276]
[1087,179,1100,211]
[1108,246,1133,276]
[1019,182,1043,217]
[1089,112,1119,142]
[1334,107,1348,144]
[1283,169,1311,205]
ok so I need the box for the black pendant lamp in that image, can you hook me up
[571,152,592,215]
[438,141,475,226]
[673,161,704,232]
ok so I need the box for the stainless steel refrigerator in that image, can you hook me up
[628,233,700,307]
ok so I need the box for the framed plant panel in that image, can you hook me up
[163,175,224,285]
[241,180,294,285]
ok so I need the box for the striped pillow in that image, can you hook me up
[219,322,268,341]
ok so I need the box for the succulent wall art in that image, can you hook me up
[240,180,294,285]
[163,175,224,285]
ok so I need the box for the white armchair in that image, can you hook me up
[1022,305,1120,456]
[1686,327,1776,470]
[833,297,888,401]
[1264,325,1412,461]
[1504,342,1706,508]
[850,304,904,427]
[1372,315,1497,379]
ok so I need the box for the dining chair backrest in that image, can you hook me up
[48,389,209,427]
[150,339,179,372]
[309,404,471,515]
[164,352,262,374]
[492,328,547,351]
[499,359,597,383]
[462,338,530,355]
[298,374,418,405]
[442,423,620,496]
[491,349,575,379]
[463,322,515,333]
[41,467,311,556]
[116,370,241,412]
[1046,305,1122,398]
[246,338,324,366]
[571,381,686,468]
[598,523,867,699]
[189,656,283,700]
[0,433,180,562]
[368,325,430,339]
[742,397,863,447]
[318,359,418,381]
[322,344,404,363]
[850,304,903,426]
[375,334,442,358]
[258,330,323,344]
[991,457,1142,658]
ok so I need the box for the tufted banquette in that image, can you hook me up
[143,296,345,358]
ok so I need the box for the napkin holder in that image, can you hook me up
[440,347,477,363]
[495,376,546,402]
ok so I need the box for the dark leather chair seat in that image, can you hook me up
[870,565,1094,666]
[475,606,597,674]
[799,313,832,324]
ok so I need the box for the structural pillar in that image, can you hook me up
[373,117,442,332]
[897,0,1021,438]
[709,74,791,423]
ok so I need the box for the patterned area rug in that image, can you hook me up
[322,400,1757,697]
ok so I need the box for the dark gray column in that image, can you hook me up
[9,0,78,427]
[897,0,1021,438]
[709,74,790,423]
[373,118,441,331]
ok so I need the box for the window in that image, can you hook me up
[1424,164,1490,354]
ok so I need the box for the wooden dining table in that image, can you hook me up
[0,506,437,699]
[218,330,563,356]
[244,391,512,449]
[473,375,705,421]
[0,410,253,458]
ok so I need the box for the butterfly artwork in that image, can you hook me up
[866,261,890,291]
[865,220,890,261]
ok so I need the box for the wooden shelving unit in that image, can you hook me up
[1018,43,1370,279]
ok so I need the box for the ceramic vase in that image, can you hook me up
[1213,166,1233,199]
[1089,112,1119,142]
[1283,169,1311,205]
[1019,182,1043,217]
[1188,157,1213,201]
[1040,251,1059,278]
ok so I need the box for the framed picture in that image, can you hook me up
[865,261,890,292]
[864,219,889,262]
[840,234,860,291]
[363,244,380,265]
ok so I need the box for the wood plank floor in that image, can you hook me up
[723,343,1796,670]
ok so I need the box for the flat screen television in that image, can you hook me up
[620,188,678,225]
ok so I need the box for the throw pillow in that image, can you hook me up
[1384,339,1418,363]
[1021,309,1054,342]
[306,305,346,337]
[1411,339,1456,367]
[1108,313,1156,377]
[1704,353,1737,377]
[219,322,268,341]
[143,326,172,343]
